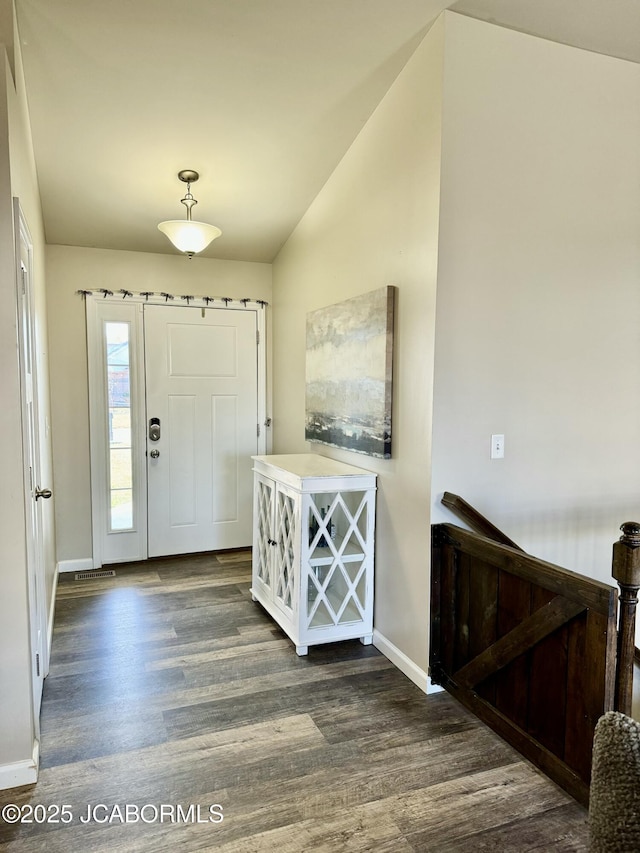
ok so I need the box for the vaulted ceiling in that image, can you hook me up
[15,0,640,263]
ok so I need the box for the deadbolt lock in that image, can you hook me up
[149,417,161,441]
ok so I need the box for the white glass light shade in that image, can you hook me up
[157,220,222,255]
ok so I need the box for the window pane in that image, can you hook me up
[105,321,134,533]
[106,323,130,366]
[108,365,130,408]
[110,448,132,490]
[109,407,131,448]
[111,489,133,530]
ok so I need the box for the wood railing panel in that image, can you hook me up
[564,609,605,782]
[430,522,618,806]
[438,542,456,677]
[452,551,471,674]
[440,499,637,717]
[455,596,584,690]
[526,586,570,761]
[468,557,498,705]
[563,610,590,781]
[441,525,614,615]
[494,571,532,729]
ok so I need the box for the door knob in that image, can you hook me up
[150,449,160,459]
[35,487,52,500]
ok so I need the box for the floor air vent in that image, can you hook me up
[74,570,116,581]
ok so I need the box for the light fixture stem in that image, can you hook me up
[181,182,198,221]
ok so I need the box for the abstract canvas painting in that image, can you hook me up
[305,286,395,458]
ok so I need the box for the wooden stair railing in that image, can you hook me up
[441,491,523,551]
[611,522,640,715]
[432,494,640,804]
[440,492,640,717]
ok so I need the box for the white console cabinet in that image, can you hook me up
[251,454,376,655]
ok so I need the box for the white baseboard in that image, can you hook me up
[373,630,444,695]
[0,740,39,791]
[57,557,94,574]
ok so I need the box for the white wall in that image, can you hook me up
[272,17,445,682]
[46,245,272,563]
[273,11,640,684]
[432,15,640,585]
[0,0,51,784]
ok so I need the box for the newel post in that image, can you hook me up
[612,521,640,715]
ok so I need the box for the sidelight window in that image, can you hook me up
[105,322,133,531]
[88,297,146,564]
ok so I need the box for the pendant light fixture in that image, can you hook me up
[158,170,222,258]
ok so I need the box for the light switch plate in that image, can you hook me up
[491,434,505,459]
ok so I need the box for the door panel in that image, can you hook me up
[253,473,274,596]
[16,209,46,730]
[167,394,196,526]
[273,485,298,617]
[169,323,238,376]
[211,395,239,522]
[145,305,258,557]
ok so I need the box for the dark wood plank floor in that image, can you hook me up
[0,551,589,851]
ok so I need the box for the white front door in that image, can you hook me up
[144,304,259,557]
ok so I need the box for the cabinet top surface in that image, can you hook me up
[252,453,376,480]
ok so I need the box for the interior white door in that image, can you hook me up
[144,304,258,557]
[16,209,47,728]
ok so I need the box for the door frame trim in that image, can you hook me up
[87,294,269,568]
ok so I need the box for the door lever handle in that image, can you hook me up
[35,487,52,500]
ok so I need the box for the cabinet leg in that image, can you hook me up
[360,635,373,646]
[250,589,257,602]
[295,645,309,656]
